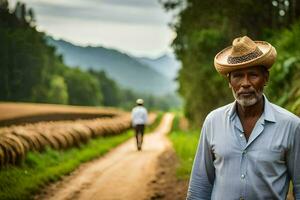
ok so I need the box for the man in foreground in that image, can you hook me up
[131,99,148,151]
[187,36,300,199]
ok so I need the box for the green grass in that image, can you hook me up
[168,114,200,179]
[171,112,180,132]
[0,131,133,200]
[169,130,199,179]
[146,111,163,133]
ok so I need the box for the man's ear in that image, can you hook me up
[264,70,270,85]
[227,73,231,88]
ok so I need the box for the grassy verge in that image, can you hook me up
[146,111,163,133]
[0,131,133,200]
[169,130,199,179]
[168,114,200,179]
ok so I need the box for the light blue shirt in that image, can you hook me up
[187,96,300,200]
[131,105,148,126]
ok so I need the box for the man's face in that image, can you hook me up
[228,66,269,107]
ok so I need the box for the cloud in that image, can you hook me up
[9,0,174,57]
[12,0,170,25]
[98,0,159,8]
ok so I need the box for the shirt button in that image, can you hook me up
[241,174,245,179]
[239,134,243,137]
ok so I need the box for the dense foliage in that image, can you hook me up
[266,22,300,114]
[0,1,102,106]
[0,1,176,111]
[161,0,300,125]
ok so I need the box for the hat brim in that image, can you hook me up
[214,41,277,75]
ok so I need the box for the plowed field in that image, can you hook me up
[0,102,121,127]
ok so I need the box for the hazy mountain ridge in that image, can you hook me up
[137,54,181,80]
[46,37,178,96]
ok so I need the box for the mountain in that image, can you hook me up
[137,54,181,81]
[46,37,177,96]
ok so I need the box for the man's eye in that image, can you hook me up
[249,73,258,77]
[232,73,243,78]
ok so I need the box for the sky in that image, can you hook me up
[10,0,176,58]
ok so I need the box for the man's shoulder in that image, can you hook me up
[138,106,147,112]
[270,103,300,124]
[131,106,140,113]
[205,103,234,122]
[132,106,147,112]
[132,106,138,112]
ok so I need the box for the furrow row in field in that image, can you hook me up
[0,113,156,167]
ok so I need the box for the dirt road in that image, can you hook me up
[37,113,174,200]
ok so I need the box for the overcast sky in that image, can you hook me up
[10,0,176,58]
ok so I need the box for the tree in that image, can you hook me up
[0,0,8,11]
[64,68,103,106]
[27,8,36,26]
[88,70,121,107]
[46,75,69,104]
[0,3,71,105]
[160,0,300,125]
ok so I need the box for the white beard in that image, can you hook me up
[232,89,263,107]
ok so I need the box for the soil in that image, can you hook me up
[35,113,180,200]
[146,148,189,200]
[0,102,119,127]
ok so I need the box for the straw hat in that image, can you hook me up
[136,99,144,105]
[214,36,277,75]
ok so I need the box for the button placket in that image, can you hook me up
[238,131,247,148]
[240,146,248,199]
[240,149,247,180]
[234,121,247,198]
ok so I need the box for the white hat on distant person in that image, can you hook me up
[136,99,144,105]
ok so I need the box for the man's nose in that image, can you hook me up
[240,76,251,87]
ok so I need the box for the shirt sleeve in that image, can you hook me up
[287,124,300,199]
[186,118,215,200]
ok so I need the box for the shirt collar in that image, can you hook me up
[263,95,276,123]
[228,101,238,121]
[228,94,276,123]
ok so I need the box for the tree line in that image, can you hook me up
[160,0,300,125]
[0,1,176,111]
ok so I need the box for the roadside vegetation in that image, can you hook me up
[161,0,300,125]
[168,113,199,179]
[146,111,163,133]
[0,131,132,200]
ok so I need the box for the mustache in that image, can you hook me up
[237,89,256,96]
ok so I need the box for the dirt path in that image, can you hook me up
[147,148,189,200]
[36,113,174,200]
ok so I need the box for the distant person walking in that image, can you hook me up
[131,99,148,151]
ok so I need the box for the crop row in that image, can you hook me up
[0,113,151,167]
